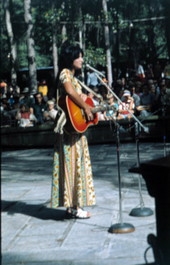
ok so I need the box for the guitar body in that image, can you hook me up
[58,96,98,133]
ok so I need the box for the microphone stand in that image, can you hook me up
[85,65,153,231]
[129,122,153,217]
[108,115,135,233]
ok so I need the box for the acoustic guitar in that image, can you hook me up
[58,95,116,133]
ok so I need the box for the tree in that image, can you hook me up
[102,0,113,86]
[51,0,59,82]
[163,0,170,58]
[24,0,37,93]
[4,0,17,86]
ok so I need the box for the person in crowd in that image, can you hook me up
[51,43,96,219]
[30,92,47,124]
[136,61,145,81]
[86,69,99,88]
[145,64,154,80]
[148,83,161,112]
[129,83,141,108]
[158,81,170,115]
[16,103,37,127]
[0,79,8,97]
[19,87,35,107]
[153,60,162,81]
[163,61,170,80]
[136,86,155,117]
[113,78,128,98]
[0,96,12,125]
[37,79,48,102]
[7,92,15,108]
[87,87,100,106]
[43,100,58,121]
[104,93,118,120]
[117,90,135,119]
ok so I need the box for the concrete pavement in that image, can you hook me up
[1,141,169,265]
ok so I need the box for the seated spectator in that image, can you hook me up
[158,81,170,115]
[117,90,134,120]
[136,61,145,81]
[129,84,141,108]
[163,61,170,80]
[145,64,154,80]
[37,79,48,102]
[86,70,99,88]
[153,61,162,81]
[30,92,47,124]
[87,90,100,106]
[104,93,118,120]
[43,100,58,121]
[0,96,12,126]
[16,104,37,127]
[149,83,160,112]
[0,80,7,97]
[136,86,155,117]
[19,87,35,107]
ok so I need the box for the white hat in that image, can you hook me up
[106,93,114,99]
[47,100,55,105]
[22,87,29,93]
[123,90,131,96]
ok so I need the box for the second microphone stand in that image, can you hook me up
[129,122,153,217]
[108,118,135,233]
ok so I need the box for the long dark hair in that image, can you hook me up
[53,42,83,98]
[58,42,84,72]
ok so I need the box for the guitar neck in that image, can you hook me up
[92,104,116,113]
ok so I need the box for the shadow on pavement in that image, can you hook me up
[1,200,67,221]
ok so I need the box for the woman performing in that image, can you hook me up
[51,43,96,219]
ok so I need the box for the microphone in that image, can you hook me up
[143,126,149,133]
[86,64,105,77]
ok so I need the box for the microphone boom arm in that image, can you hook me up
[95,73,149,133]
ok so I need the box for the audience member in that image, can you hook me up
[129,84,141,108]
[136,61,145,81]
[43,100,58,121]
[0,80,7,97]
[16,104,37,127]
[104,93,118,120]
[86,70,99,88]
[163,61,170,80]
[153,61,162,81]
[117,90,134,120]
[37,79,48,102]
[30,92,47,124]
[0,96,12,125]
[136,86,155,117]
[19,87,35,107]
[145,64,154,80]
[158,81,170,115]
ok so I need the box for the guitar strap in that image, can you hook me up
[76,78,103,101]
[53,105,66,134]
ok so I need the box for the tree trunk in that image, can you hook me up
[4,0,17,86]
[51,0,59,100]
[61,24,67,43]
[164,0,170,58]
[102,0,113,87]
[52,32,58,82]
[24,0,37,94]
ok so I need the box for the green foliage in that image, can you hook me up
[85,43,106,67]
[0,0,169,78]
